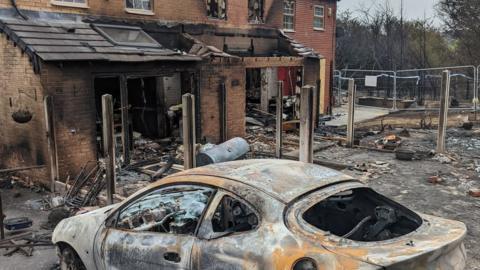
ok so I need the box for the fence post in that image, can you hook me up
[44,96,58,192]
[299,86,314,163]
[393,71,398,111]
[437,70,451,153]
[346,79,356,148]
[183,94,196,169]
[276,81,284,159]
[102,94,116,205]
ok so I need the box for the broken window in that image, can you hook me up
[283,1,295,31]
[94,24,160,47]
[116,185,214,235]
[313,5,325,30]
[126,0,153,12]
[212,195,259,233]
[206,0,227,19]
[248,0,264,23]
[302,188,422,242]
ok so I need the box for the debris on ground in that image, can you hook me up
[375,134,402,150]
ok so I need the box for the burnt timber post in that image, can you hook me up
[183,94,196,169]
[0,193,4,240]
[437,70,451,153]
[299,86,315,163]
[119,75,130,165]
[219,82,227,142]
[346,79,356,148]
[276,81,284,159]
[44,96,58,192]
[102,94,116,205]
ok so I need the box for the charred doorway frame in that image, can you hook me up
[92,70,200,165]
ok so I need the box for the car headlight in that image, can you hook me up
[293,258,317,270]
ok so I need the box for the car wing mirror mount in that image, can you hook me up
[206,230,235,241]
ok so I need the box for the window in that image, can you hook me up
[94,24,161,48]
[302,188,422,242]
[248,0,264,23]
[126,0,153,14]
[212,195,259,233]
[207,0,227,20]
[313,5,325,30]
[283,1,295,31]
[116,185,214,235]
[51,0,88,8]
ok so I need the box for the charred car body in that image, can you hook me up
[52,160,467,270]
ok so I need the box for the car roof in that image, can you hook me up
[169,159,355,203]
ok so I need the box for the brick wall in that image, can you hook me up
[199,58,246,143]
[0,0,274,28]
[40,63,98,181]
[269,0,337,114]
[0,35,50,186]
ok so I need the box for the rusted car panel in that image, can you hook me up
[286,181,467,269]
[52,160,467,270]
[170,159,354,203]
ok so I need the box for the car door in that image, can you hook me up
[100,184,215,270]
[191,190,265,270]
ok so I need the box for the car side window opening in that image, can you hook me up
[212,195,259,233]
[302,188,422,242]
[117,185,214,235]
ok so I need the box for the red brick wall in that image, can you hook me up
[0,36,50,186]
[269,0,337,114]
[40,64,98,181]
[0,0,274,28]
[199,58,246,143]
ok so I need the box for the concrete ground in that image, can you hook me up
[326,104,391,126]
[0,188,58,270]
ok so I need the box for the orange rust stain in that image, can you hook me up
[272,243,369,270]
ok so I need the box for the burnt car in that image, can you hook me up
[52,160,467,270]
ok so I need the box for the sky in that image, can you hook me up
[338,0,441,25]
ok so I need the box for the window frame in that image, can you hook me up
[206,0,228,20]
[125,0,155,15]
[111,183,217,237]
[248,0,265,24]
[313,4,325,31]
[197,189,262,239]
[93,24,161,48]
[283,0,295,32]
[51,0,89,9]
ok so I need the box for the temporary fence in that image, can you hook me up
[334,65,479,111]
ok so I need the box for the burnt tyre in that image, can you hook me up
[59,246,86,270]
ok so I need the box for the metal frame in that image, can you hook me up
[335,65,479,112]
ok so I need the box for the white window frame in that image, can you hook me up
[283,1,295,32]
[51,0,89,9]
[125,0,155,16]
[313,5,325,31]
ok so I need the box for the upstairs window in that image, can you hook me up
[94,24,161,48]
[207,0,227,20]
[283,1,295,31]
[313,5,325,30]
[126,0,153,14]
[51,0,88,8]
[248,0,264,23]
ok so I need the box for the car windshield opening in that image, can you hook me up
[303,188,423,242]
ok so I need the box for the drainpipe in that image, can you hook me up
[10,0,29,20]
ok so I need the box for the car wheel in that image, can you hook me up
[59,246,86,270]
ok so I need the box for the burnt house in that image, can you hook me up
[0,1,326,188]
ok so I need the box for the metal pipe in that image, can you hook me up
[10,0,28,20]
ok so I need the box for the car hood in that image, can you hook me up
[52,204,118,246]
[325,214,467,268]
